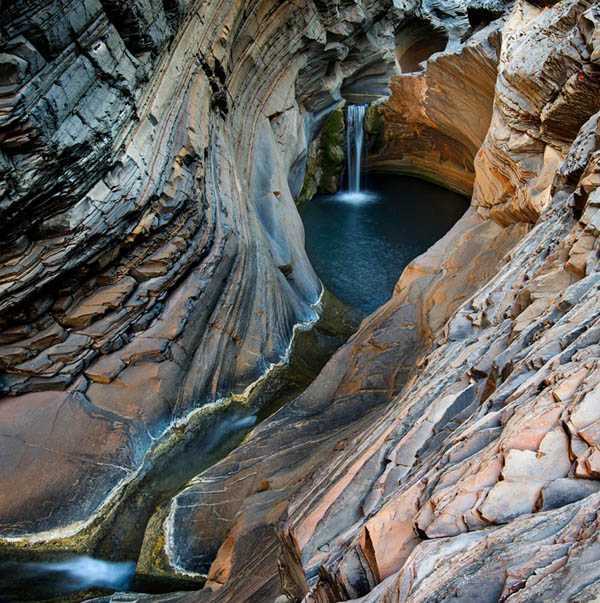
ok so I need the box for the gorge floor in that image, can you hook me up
[0,173,469,603]
[0,290,360,603]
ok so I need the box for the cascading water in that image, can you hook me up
[346,104,368,193]
[0,555,137,600]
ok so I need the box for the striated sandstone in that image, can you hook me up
[0,0,399,551]
[126,2,600,602]
[274,3,600,601]
[474,0,600,225]
[2,0,600,602]
[367,14,503,196]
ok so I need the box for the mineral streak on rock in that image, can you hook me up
[2,1,600,603]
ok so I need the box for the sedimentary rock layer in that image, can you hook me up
[474,0,600,224]
[3,1,600,603]
[0,0,399,547]
[127,2,600,602]
[367,16,502,196]
[281,2,600,601]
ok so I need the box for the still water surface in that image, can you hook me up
[301,174,469,314]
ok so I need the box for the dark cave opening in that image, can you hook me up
[467,7,503,32]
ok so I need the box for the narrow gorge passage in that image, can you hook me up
[2,1,600,602]
[302,174,468,314]
[0,289,360,602]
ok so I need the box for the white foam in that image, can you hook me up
[28,555,136,590]
[332,191,379,204]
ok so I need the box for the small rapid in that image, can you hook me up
[0,556,135,601]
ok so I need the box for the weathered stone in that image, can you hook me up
[0,0,401,554]
[2,2,600,603]
[368,21,501,196]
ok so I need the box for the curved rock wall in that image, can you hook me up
[280,2,600,601]
[0,0,398,548]
[2,1,600,603]
[139,206,526,601]
[474,0,600,225]
[366,17,501,196]
[128,2,600,602]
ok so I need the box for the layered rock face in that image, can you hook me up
[280,2,600,601]
[126,1,600,602]
[366,12,502,196]
[0,0,398,550]
[2,1,600,603]
[474,0,600,225]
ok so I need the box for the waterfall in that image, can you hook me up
[346,104,368,193]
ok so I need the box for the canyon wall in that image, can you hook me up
[1,1,599,602]
[366,15,501,196]
[0,0,399,551]
[122,1,600,602]
[282,1,600,601]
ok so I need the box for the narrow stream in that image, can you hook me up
[0,293,359,603]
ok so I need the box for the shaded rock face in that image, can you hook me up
[0,0,400,547]
[395,17,450,73]
[297,108,345,205]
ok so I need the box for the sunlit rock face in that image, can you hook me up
[474,0,600,225]
[128,2,600,603]
[0,0,398,546]
[277,2,600,601]
[367,9,503,195]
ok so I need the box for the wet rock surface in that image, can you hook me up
[297,108,346,205]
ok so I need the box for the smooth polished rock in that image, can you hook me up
[367,18,503,196]
[3,2,600,603]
